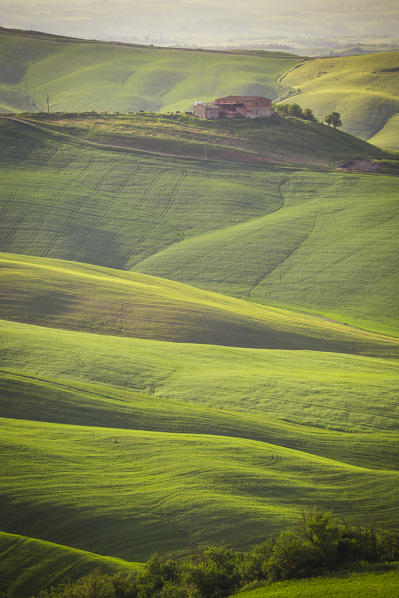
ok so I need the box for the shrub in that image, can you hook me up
[266,531,323,581]
[275,103,316,121]
[32,513,399,598]
[183,547,242,598]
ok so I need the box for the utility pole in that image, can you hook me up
[46,94,50,113]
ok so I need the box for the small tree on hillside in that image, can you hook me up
[287,103,304,118]
[303,108,317,122]
[325,111,342,128]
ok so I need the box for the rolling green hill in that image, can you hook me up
[0,117,398,336]
[1,27,398,155]
[1,314,398,558]
[0,41,398,594]
[1,415,398,561]
[369,113,399,151]
[233,565,399,598]
[279,52,399,146]
[2,369,398,470]
[14,111,384,167]
[1,253,397,357]
[0,28,301,114]
[0,532,142,598]
[2,318,399,433]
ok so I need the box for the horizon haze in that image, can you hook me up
[1,0,399,49]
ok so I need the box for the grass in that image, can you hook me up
[234,564,399,598]
[1,416,399,561]
[1,252,398,357]
[2,369,399,471]
[17,111,384,168]
[134,169,399,337]
[1,318,399,433]
[0,532,142,598]
[279,52,399,146]
[1,316,398,555]
[369,114,399,151]
[0,50,398,594]
[0,28,301,114]
[0,117,398,336]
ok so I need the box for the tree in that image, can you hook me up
[325,111,342,128]
[287,103,304,118]
[303,108,317,122]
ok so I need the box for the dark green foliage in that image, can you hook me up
[33,513,399,598]
[266,531,322,581]
[36,570,116,597]
[275,103,317,121]
[325,112,343,128]
[303,108,317,121]
[137,554,182,598]
[183,548,242,598]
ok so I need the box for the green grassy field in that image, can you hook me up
[2,369,398,470]
[233,565,399,598]
[279,52,399,146]
[0,55,398,596]
[369,113,399,151]
[134,169,399,336]
[0,117,398,335]
[1,415,398,561]
[0,29,301,114]
[2,252,397,356]
[2,27,398,155]
[2,318,399,433]
[0,532,142,598]
[16,111,384,168]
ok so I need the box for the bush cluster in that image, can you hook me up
[35,512,399,598]
[275,103,317,121]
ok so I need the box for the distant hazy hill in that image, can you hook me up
[0,27,301,114]
[280,52,399,149]
[2,28,399,151]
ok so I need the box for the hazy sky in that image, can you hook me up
[1,0,399,44]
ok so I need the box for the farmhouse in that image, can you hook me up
[194,96,272,119]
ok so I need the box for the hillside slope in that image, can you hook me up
[0,117,398,335]
[0,28,301,113]
[279,52,399,145]
[1,415,398,561]
[1,316,398,560]
[2,319,399,433]
[1,54,398,589]
[2,253,397,356]
[369,113,399,151]
[2,369,397,470]
[16,111,384,168]
[232,566,399,598]
[0,532,142,598]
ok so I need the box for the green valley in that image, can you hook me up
[0,116,398,335]
[1,415,399,560]
[0,28,398,598]
[2,253,398,355]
